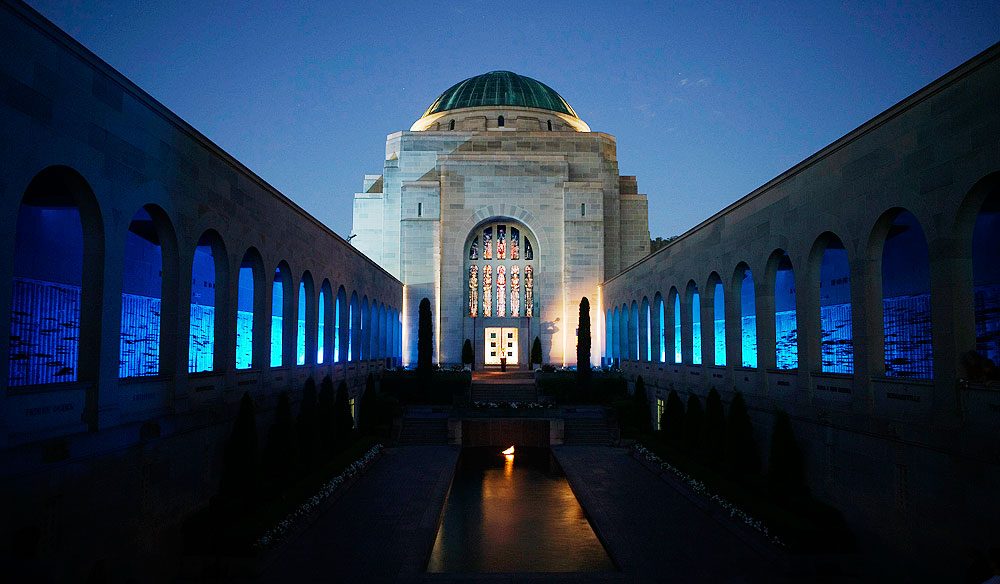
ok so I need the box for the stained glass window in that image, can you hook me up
[483,265,492,317]
[496,265,507,316]
[469,236,478,260]
[510,266,520,316]
[469,265,479,317]
[483,227,493,260]
[524,237,533,260]
[497,225,507,259]
[525,266,534,317]
[511,228,520,260]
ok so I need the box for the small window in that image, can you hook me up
[417,202,422,217]
[449,119,455,130]
[581,203,586,217]
[547,120,553,131]
[498,115,505,127]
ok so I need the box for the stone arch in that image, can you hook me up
[668,287,681,364]
[297,270,316,366]
[685,280,702,365]
[653,291,665,362]
[704,272,725,366]
[349,291,360,361]
[189,229,229,374]
[119,203,179,379]
[318,279,333,365]
[236,247,265,370]
[629,300,639,361]
[7,166,105,387]
[618,304,628,361]
[765,249,797,370]
[271,261,294,368]
[807,232,853,374]
[866,207,933,379]
[361,295,370,361]
[732,262,757,368]
[336,285,348,362]
[955,172,1000,375]
[640,296,650,361]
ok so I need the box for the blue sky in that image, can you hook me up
[27,1,1000,240]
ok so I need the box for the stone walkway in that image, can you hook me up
[260,445,460,582]
[553,446,783,583]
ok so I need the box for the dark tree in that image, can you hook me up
[417,298,433,375]
[683,394,704,452]
[725,392,760,477]
[359,374,377,435]
[334,381,355,448]
[462,339,474,367]
[220,392,259,499]
[530,336,543,367]
[577,297,592,382]
[264,391,297,488]
[661,389,685,441]
[297,377,318,470]
[633,375,651,433]
[703,387,726,467]
[318,376,336,457]
[767,410,808,497]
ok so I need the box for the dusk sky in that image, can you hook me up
[27,0,1000,241]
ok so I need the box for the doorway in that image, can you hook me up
[485,327,518,365]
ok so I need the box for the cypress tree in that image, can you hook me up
[220,392,258,500]
[297,377,318,470]
[683,394,704,452]
[359,374,377,435]
[530,336,543,366]
[318,376,336,457]
[633,375,651,433]
[334,381,355,448]
[577,297,592,382]
[703,387,726,467]
[767,410,808,498]
[264,391,297,488]
[662,389,685,442]
[417,298,433,376]
[462,339,474,367]
[725,392,760,478]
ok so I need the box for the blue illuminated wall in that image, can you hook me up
[658,299,665,362]
[236,262,255,369]
[691,289,701,365]
[8,200,84,386]
[335,294,342,361]
[673,294,681,363]
[774,254,797,370]
[740,269,757,368]
[188,241,216,373]
[318,288,326,364]
[973,193,1000,367]
[882,211,933,378]
[713,282,725,365]
[119,209,162,379]
[296,282,306,366]
[271,273,283,367]
[820,243,853,373]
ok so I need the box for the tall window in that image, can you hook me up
[974,189,1000,368]
[819,236,853,373]
[120,207,163,378]
[498,115,505,127]
[773,251,797,370]
[271,269,284,367]
[296,280,307,366]
[690,285,702,365]
[318,283,328,364]
[673,294,681,363]
[881,210,932,378]
[712,280,726,366]
[739,266,757,368]
[466,221,537,319]
[236,251,258,369]
[190,232,221,373]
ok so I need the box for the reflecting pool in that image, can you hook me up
[427,447,614,573]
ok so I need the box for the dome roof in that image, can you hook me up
[421,71,580,118]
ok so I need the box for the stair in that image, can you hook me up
[470,370,538,402]
[398,418,448,444]
[563,417,613,445]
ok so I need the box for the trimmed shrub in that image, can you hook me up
[577,297,592,382]
[633,375,651,433]
[296,377,318,471]
[767,410,808,498]
[318,376,336,457]
[417,298,433,376]
[334,381,354,448]
[661,389,685,441]
[263,391,297,488]
[220,392,259,499]
[359,374,377,435]
[703,387,726,467]
[725,391,760,477]
[462,339,474,367]
[683,394,704,451]
[531,336,543,366]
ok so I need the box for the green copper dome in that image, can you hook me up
[421,71,579,118]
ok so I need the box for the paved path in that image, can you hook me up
[260,445,459,582]
[554,446,783,583]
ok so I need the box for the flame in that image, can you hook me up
[501,445,515,455]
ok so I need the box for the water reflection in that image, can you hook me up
[427,447,614,573]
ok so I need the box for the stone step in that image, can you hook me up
[398,419,449,445]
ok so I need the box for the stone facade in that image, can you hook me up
[602,42,1000,580]
[353,100,650,367]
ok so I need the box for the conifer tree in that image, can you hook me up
[633,375,651,433]
[662,389,685,441]
[220,392,259,500]
[417,298,433,376]
[577,297,592,382]
[683,394,704,451]
[703,387,726,467]
[726,392,761,478]
[767,410,808,497]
